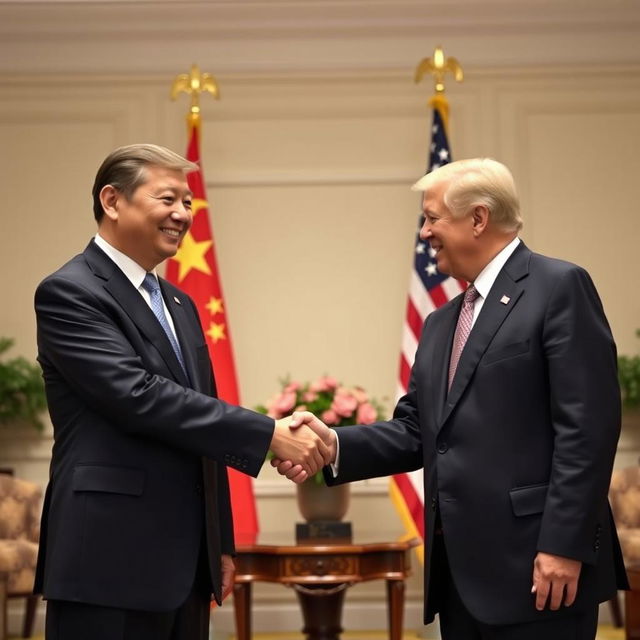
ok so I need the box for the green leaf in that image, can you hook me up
[0,337,47,431]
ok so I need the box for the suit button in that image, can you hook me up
[224,454,230,463]
[195,484,202,494]
[437,442,448,454]
[431,497,437,511]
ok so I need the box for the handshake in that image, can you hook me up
[269,412,336,483]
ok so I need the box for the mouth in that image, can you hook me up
[160,227,182,239]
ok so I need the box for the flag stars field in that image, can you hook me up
[205,296,224,316]
[206,322,226,343]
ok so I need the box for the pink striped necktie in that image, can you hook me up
[448,285,479,389]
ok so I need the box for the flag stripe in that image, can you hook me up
[391,473,425,538]
[406,299,424,340]
[399,355,411,391]
[401,324,419,369]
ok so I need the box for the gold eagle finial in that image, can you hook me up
[170,64,219,116]
[414,46,464,94]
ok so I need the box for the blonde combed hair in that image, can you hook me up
[412,158,523,232]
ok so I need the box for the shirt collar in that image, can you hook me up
[473,237,520,300]
[94,233,157,290]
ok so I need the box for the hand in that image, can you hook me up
[531,552,582,610]
[269,414,331,479]
[271,411,336,484]
[221,554,235,602]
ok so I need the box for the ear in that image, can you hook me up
[99,185,121,222]
[471,205,490,237]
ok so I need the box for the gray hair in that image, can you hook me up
[92,143,198,222]
[412,158,523,232]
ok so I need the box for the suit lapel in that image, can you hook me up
[429,300,460,425]
[439,243,531,429]
[83,241,190,387]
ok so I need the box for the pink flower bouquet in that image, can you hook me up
[256,376,385,483]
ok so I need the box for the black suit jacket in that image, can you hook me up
[34,239,274,611]
[327,242,628,625]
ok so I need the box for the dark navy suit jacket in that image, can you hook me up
[327,242,628,625]
[34,239,274,610]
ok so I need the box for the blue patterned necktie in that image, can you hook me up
[141,273,187,377]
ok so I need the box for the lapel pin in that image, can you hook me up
[500,295,511,305]
[173,296,182,305]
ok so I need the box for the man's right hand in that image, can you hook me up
[271,411,336,483]
[269,414,333,479]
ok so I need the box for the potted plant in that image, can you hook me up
[257,376,384,522]
[0,337,47,431]
[619,329,640,412]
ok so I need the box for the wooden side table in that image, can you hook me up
[627,565,640,640]
[233,534,418,640]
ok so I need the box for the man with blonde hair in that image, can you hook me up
[277,158,628,639]
[35,143,330,640]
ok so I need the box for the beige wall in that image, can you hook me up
[1,0,640,635]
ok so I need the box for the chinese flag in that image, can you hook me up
[165,120,259,545]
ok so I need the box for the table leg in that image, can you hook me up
[233,582,252,640]
[627,581,640,640]
[386,579,405,640]
[294,583,348,640]
[0,577,7,640]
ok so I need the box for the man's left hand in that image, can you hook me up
[221,554,235,601]
[531,552,582,610]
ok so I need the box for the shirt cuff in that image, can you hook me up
[329,429,340,477]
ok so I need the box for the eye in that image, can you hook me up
[161,196,175,204]
[423,213,437,225]
[184,199,193,210]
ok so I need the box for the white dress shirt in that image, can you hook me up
[469,236,520,326]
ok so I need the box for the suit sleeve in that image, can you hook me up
[537,265,621,564]
[35,273,274,477]
[325,356,424,485]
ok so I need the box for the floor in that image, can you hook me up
[222,627,625,640]
[9,623,626,640]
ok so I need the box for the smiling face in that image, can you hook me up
[99,164,193,271]
[419,180,478,282]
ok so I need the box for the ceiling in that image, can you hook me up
[1,0,639,74]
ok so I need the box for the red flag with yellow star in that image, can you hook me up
[165,121,258,545]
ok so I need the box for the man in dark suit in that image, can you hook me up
[275,158,628,639]
[34,143,330,640]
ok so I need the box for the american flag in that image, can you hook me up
[389,101,465,561]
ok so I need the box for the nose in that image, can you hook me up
[419,218,432,241]
[171,202,192,225]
